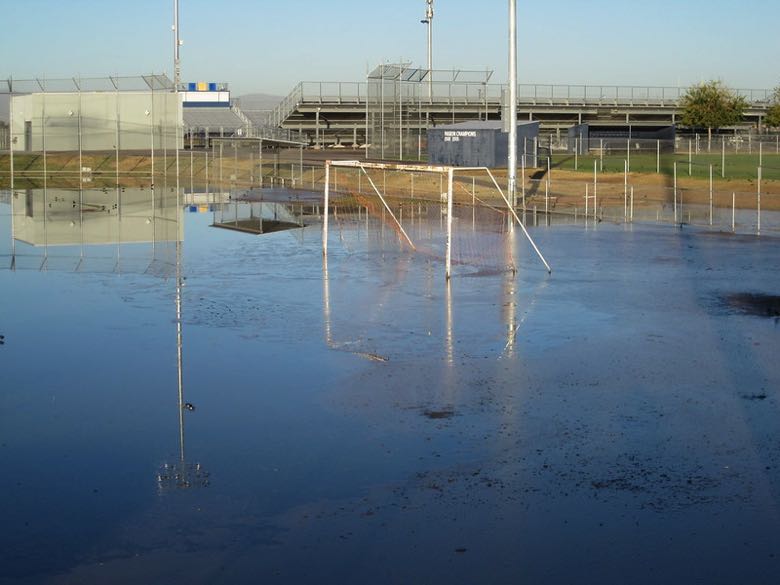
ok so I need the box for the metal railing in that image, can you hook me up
[1,74,175,93]
[271,82,304,128]
[271,81,774,127]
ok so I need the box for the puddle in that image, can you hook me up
[3,195,780,585]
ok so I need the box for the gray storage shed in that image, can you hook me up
[427,120,540,168]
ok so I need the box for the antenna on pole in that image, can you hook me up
[507,0,518,208]
[173,0,182,88]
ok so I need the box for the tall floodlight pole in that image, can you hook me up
[421,0,434,99]
[507,0,518,208]
[173,0,182,88]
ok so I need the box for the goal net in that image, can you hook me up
[321,160,550,278]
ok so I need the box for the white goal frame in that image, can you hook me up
[322,160,551,279]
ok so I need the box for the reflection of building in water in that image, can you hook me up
[158,245,209,491]
[1,189,206,488]
[6,186,181,274]
[13,187,180,245]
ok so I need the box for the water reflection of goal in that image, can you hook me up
[321,160,551,278]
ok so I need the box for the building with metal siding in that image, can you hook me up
[427,120,539,167]
[10,90,181,152]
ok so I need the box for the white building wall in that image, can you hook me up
[11,91,183,152]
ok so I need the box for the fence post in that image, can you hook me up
[600,139,604,172]
[709,164,713,226]
[732,192,736,233]
[593,161,598,220]
[545,178,549,217]
[656,139,660,174]
[205,151,210,203]
[673,161,678,223]
[722,140,726,178]
[630,186,634,222]
[626,138,630,172]
[574,137,578,170]
[585,183,589,218]
[521,153,526,209]
[624,159,628,221]
[757,166,762,236]
[688,139,692,176]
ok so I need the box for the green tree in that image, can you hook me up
[765,86,780,129]
[680,81,747,145]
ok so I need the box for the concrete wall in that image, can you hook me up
[10,91,182,152]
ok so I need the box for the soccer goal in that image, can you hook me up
[321,160,551,279]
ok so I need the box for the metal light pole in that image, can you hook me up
[173,0,182,87]
[507,0,518,208]
[421,0,434,100]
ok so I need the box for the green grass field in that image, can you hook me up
[551,151,780,182]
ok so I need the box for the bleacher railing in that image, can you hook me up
[271,81,773,127]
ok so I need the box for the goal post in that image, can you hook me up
[321,159,551,278]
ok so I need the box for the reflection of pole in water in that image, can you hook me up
[76,186,84,271]
[9,189,16,270]
[445,278,453,365]
[503,226,517,357]
[322,253,332,347]
[176,241,185,463]
[158,240,209,491]
[42,185,48,270]
[9,84,15,269]
[441,277,457,414]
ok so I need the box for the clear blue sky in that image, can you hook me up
[2,0,778,96]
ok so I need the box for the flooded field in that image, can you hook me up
[1,186,779,584]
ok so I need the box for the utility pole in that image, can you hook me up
[507,0,518,208]
[173,0,182,87]
[421,0,434,100]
